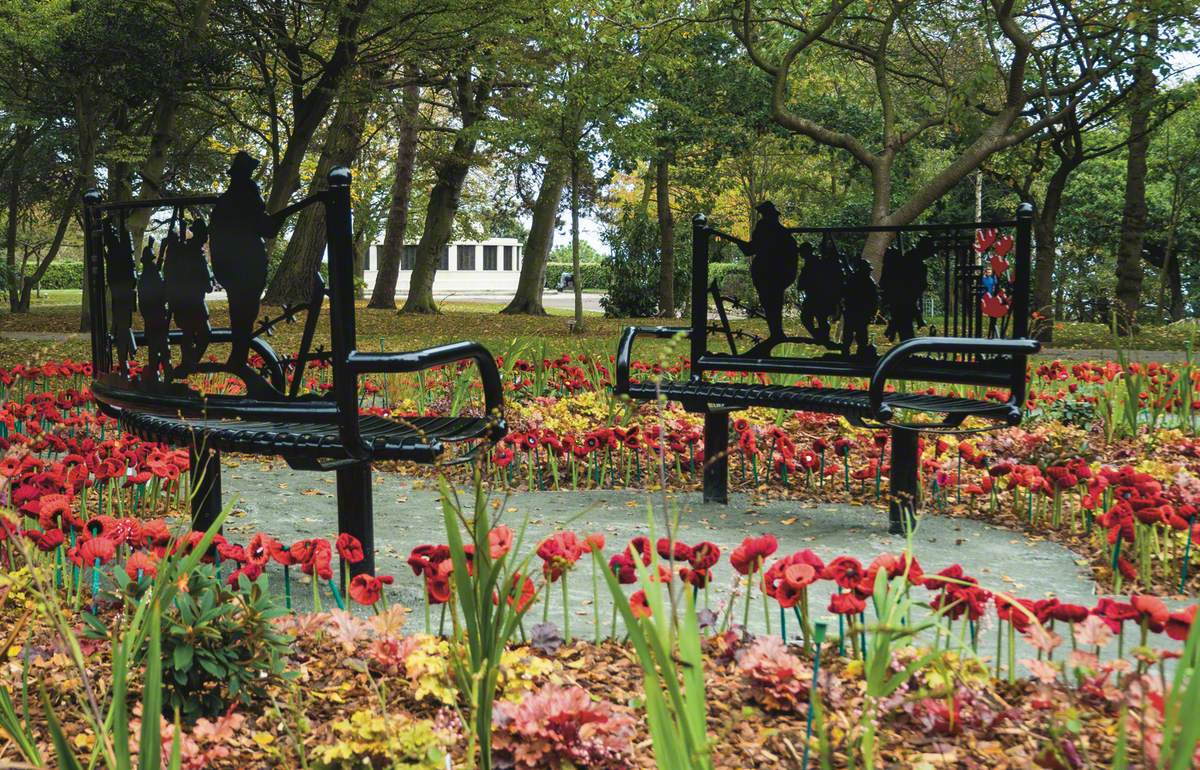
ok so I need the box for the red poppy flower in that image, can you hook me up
[26,527,65,552]
[124,550,159,581]
[829,592,866,615]
[822,556,864,590]
[630,590,651,619]
[336,533,365,564]
[349,573,394,605]
[245,533,277,566]
[656,537,692,562]
[608,552,638,584]
[1048,603,1089,624]
[1092,598,1139,633]
[1130,594,1169,630]
[498,572,537,612]
[1166,605,1197,641]
[680,567,711,589]
[73,535,116,566]
[585,532,605,552]
[488,525,514,559]
[730,534,777,575]
[141,519,171,547]
[537,532,584,581]
[689,541,721,570]
[227,563,264,587]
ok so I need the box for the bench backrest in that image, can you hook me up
[689,204,1033,390]
[82,165,358,404]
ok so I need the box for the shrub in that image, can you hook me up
[543,261,611,291]
[492,684,636,770]
[599,207,690,318]
[315,710,448,770]
[0,260,85,292]
[157,566,292,722]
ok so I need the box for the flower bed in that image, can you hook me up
[2,356,1200,767]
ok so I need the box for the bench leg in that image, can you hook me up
[888,428,919,535]
[189,440,222,533]
[336,463,375,582]
[703,411,729,504]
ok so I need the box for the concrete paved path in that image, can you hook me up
[218,465,1111,661]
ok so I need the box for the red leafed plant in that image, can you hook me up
[491,684,636,769]
[736,635,811,712]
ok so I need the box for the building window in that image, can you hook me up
[503,245,513,270]
[440,246,449,270]
[483,245,497,270]
[515,246,521,270]
[457,244,476,270]
[401,245,416,270]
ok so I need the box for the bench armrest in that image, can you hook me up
[868,336,1040,423]
[616,326,692,395]
[336,341,505,460]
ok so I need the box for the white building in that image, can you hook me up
[362,237,523,296]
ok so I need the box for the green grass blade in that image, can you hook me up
[40,684,84,770]
[139,599,164,770]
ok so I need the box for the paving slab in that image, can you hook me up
[216,464,1124,664]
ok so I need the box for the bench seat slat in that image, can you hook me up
[112,409,497,463]
[626,380,1009,422]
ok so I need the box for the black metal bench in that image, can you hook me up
[616,203,1039,533]
[83,159,505,576]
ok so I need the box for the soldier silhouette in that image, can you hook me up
[164,215,213,372]
[797,234,843,346]
[733,200,798,356]
[841,257,879,359]
[209,151,279,375]
[102,218,138,374]
[880,237,928,342]
[137,236,171,382]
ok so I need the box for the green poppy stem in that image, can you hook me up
[562,572,571,643]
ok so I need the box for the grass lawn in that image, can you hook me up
[2,295,1197,370]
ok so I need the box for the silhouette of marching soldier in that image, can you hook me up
[164,213,214,373]
[102,217,138,374]
[730,200,798,356]
[796,233,844,347]
[137,235,171,382]
[841,256,878,359]
[209,151,290,382]
[880,236,929,342]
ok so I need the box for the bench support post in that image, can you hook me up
[888,428,919,535]
[336,463,375,582]
[189,440,222,534]
[703,411,729,504]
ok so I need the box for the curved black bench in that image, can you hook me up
[617,204,1040,533]
[83,164,505,576]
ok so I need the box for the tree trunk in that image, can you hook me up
[75,88,100,332]
[501,156,566,315]
[655,146,675,316]
[17,184,77,312]
[1031,143,1081,343]
[263,83,370,306]
[264,0,373,217]
[401,133,477,314]
[570,155,583,333]
[127,0,214,246]
[1114,23,1158,335]
[368,82,420,309]
[861,157,897,277]
[5,129,28,312]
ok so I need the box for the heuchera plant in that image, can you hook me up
[736,635,811,712]
[492,684,636,770]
